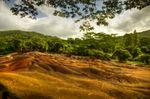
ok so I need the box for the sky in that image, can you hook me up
[0,1,150,38]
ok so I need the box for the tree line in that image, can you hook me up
[0,30,150,64]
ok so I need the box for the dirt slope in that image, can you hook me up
[0,52,150,99]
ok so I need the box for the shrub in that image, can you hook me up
[87,49,104,58]
[86,49,111,60]
[87,49,103,57]
[101,53,111,61]
[131,48,142,58]
[125,46,134,54]
[136,54,150,65]
[112,49,132,62]
[141,46,150,54]
[63,45,75,57]
[73,46,89,56]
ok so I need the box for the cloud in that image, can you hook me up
[0,1,150,37]
[28,6,80,38]
[95,6,150,35]
[0,2,80,38]
[0,2,35,30]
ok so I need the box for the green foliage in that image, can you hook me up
[83,32,117,53]
[0,31,50,54]
[141,46,150,54]
[113,49,132,62]
[139,37,150,54]
[131,48,142,58]
[102,53,112,61]
[136,54,150,65]
[123,31,139,48]
[87,49,104,59]
[138,30,150,37]
[0,30,149,65]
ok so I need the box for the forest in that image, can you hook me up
[0,30,150,65]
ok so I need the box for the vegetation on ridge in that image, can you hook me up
[0,30,150,64]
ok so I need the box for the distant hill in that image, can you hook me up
[1,29,150,38]
[138,30,150,37]
[0,30,63,55]
[0,30,63,41]
[0,30,44,37]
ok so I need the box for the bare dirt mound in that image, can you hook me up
[0,52,150,99]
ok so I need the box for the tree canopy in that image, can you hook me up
[4,0,150,31]
[0,30,150,64]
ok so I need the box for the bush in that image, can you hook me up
[86,49,111,60]
[141,46,150,54]
[101,53,111,60]
[63,45,75,57]
[136,54,150,65]
[73,46,89,56]
[125,46,134,54]
[87,49,104,58]
[131,48,142,58]
[112,49,132,62]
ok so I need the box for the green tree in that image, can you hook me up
[83,32,117,53]
[112,49,132,62]
[132,30,139,47]
[123,31,140,54]
[47,38,65,53]
[124,34,133,48]
[139,37,150,53]
[131,48,142,58]
[137,54,150,65]
[141,46,150,54]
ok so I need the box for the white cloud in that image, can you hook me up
[0,1,150,37]
[94,6,150,35]
[29,6,80,38]
[0,2,80,38]
[0,2,35,30]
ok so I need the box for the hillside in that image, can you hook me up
[1,29,150,38]
[138,30,150,37]
[0,30,44,37]
[0,52,150,99]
